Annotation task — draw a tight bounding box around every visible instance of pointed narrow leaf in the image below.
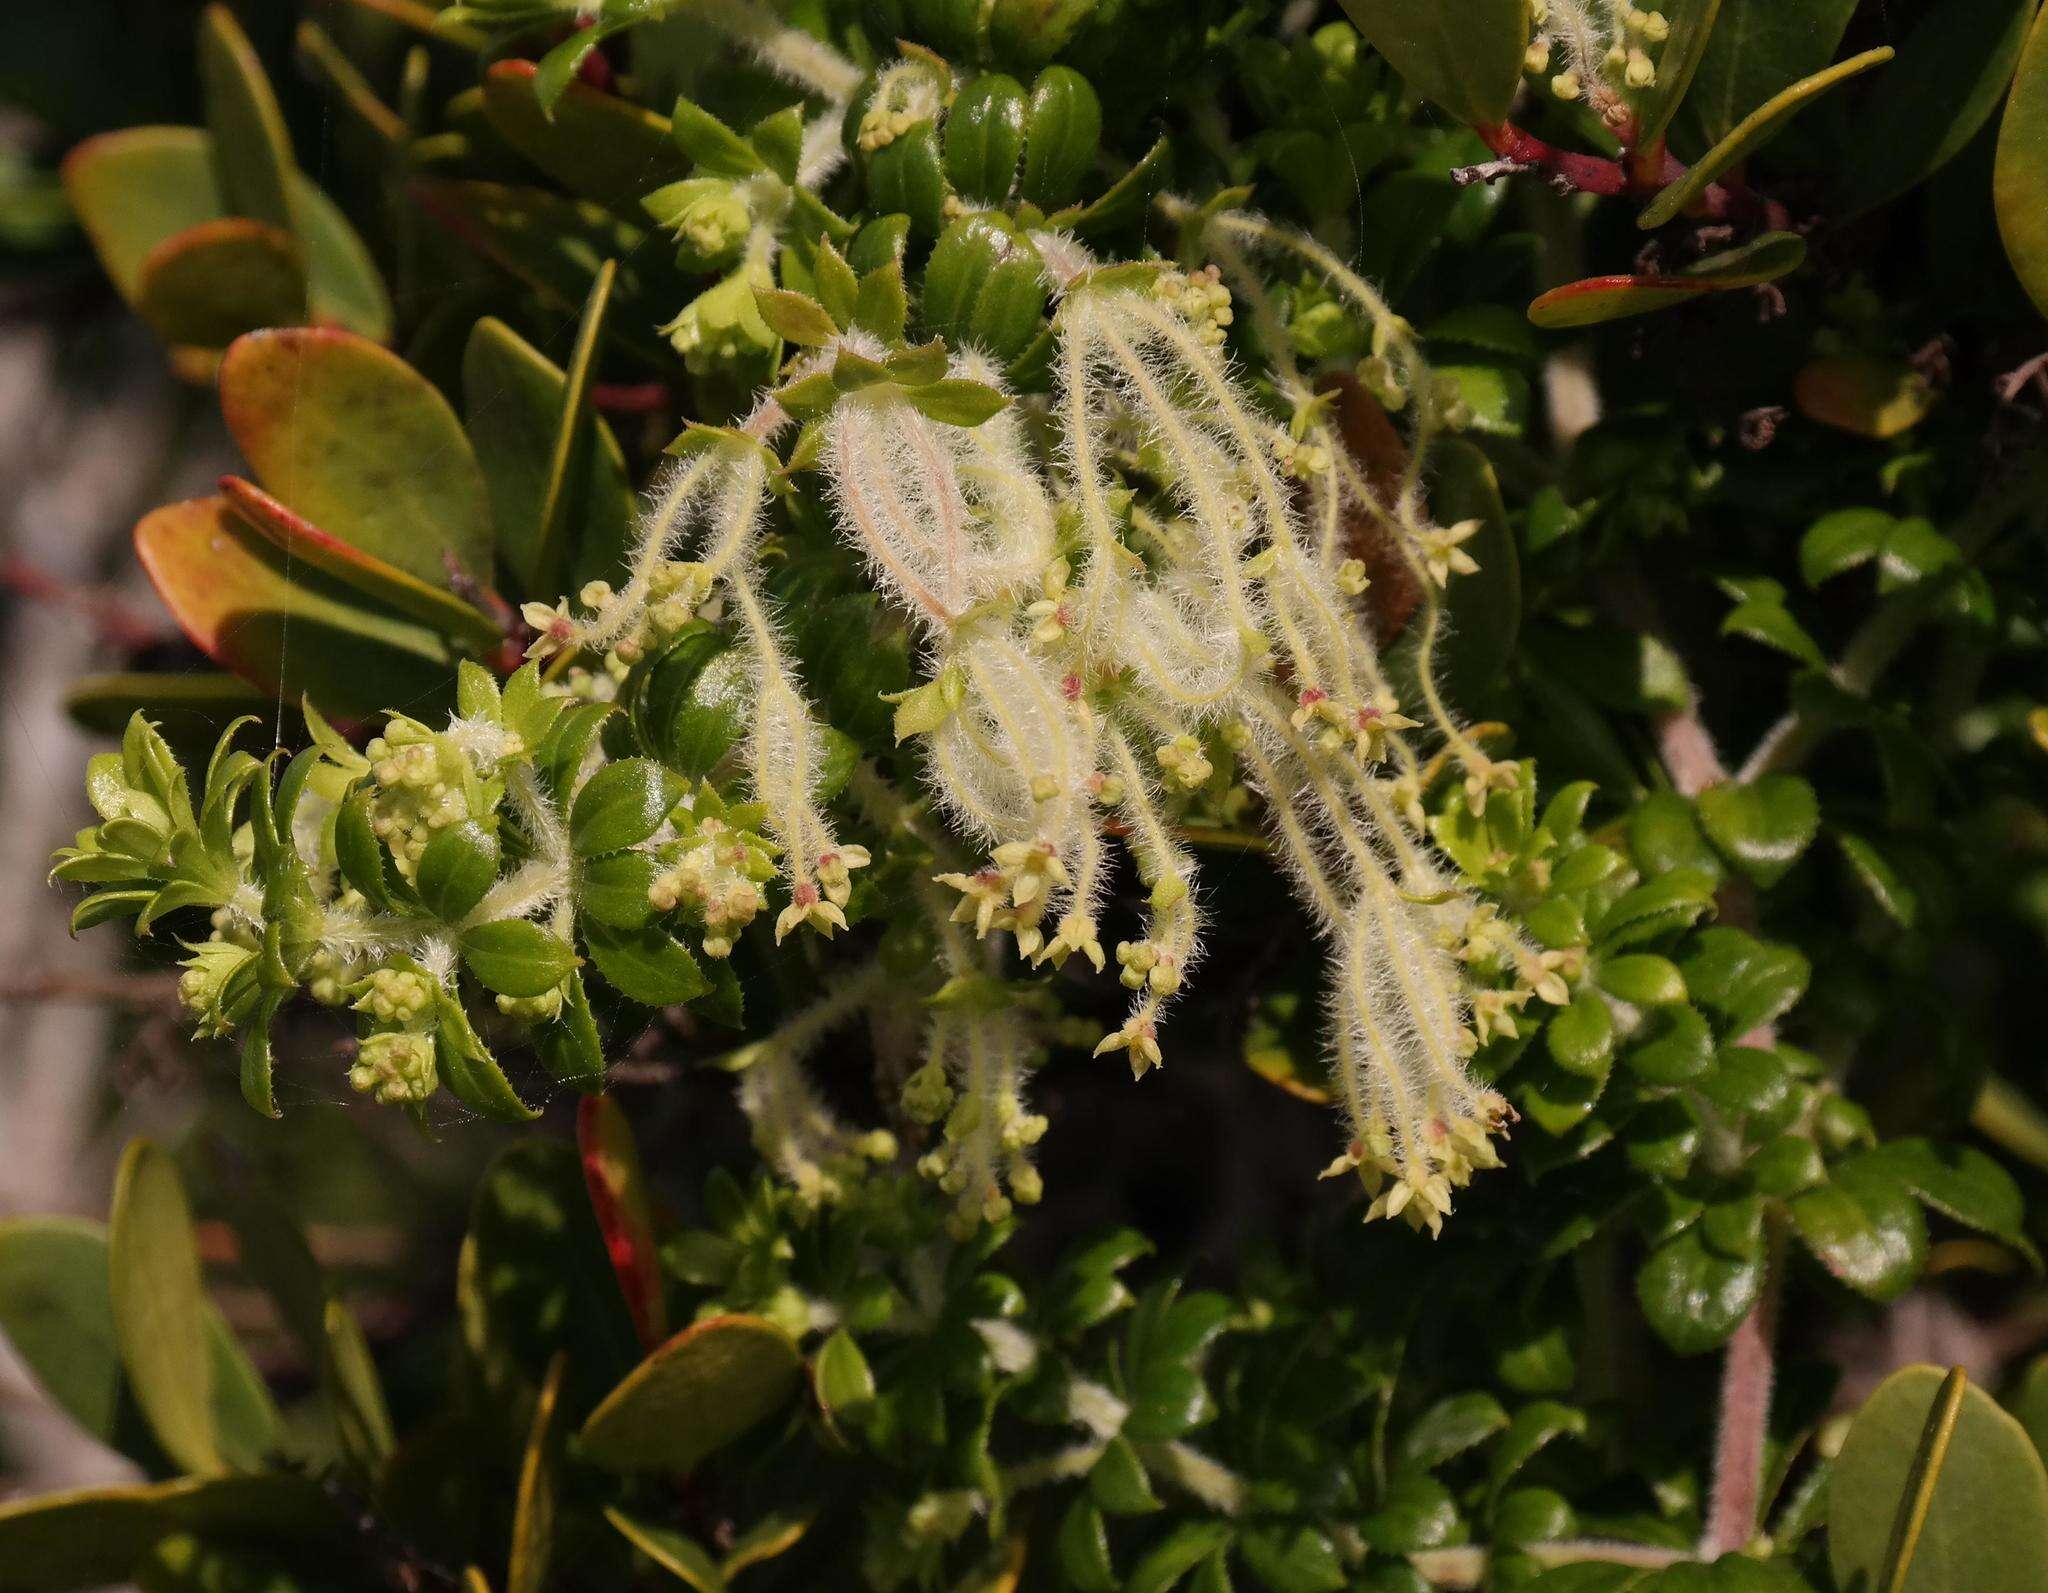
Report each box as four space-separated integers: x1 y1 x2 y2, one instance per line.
197 4 298 232
1639 48 1893 228
463 317 635 599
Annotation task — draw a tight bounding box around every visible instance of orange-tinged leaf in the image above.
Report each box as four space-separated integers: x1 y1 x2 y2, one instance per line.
578 1096 668 1350
219 328 496 590
1794 354 1936 439
135 496 454 719
219 475 504 651
1316 371 1426 641
135 219 305 364
59 126 390 343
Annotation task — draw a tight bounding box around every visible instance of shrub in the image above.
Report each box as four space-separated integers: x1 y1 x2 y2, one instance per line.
7 1 2048 1589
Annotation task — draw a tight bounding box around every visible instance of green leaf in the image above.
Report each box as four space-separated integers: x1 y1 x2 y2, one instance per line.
1697 775 1818 887
1126 1521 1235 1593
197 3 298 234
1057 1497 1119 1592
1637 1225 1764 1354
1597 954 1688 1007
605 1507 727 1592
1678 0 1860 153
111 1140 277 1474
1237 1525 1346 1593
1800 506 1893 587
218 328 495 591
1997 3 2048 322
945 73 1027 201
1596 867 1719 950
814 1328 877 1422
1547 990 1615 1077
416 821 500 922
461 920 578 997
1790 1157 1928 1301
1840 0 2037 216
1398 1391 1510 1469
1870 1137 2039 1267
435 990 540 1123
754 286 840 346
1635 0 1728 151
1087 1435 1161 1514
0 1218 123 1444
583 919 711 1006
571 759 686 857
1681 928 1809 1036
61 126 387 343
902 378 1011 426
1122 1359 1215 1442
1058 135 1175 239
1335 0 1532 125
1020 65 1103 208
481 60 689 217
1832 1365 2048 1593
920 214 1050 365
577 849 662 930
669 96 765 178
634 627 747 777
580 1314 802 1474
1720 597 1827 669
1488 1400 1588 1496
135 495 454 720
1638 48 1893 228
865 120 948 238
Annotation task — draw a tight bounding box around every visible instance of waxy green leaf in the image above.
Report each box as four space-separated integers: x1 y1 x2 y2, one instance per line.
1336 0 1531 126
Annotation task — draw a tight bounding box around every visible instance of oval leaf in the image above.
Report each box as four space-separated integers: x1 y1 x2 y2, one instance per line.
219 328 495 590
1995 1 2048 322
579 1314 803 1475
1831 1364 2048 1593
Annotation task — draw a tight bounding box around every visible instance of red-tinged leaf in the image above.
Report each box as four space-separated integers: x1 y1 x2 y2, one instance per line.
218 328 495 590
134 496 454 719
218 475 504 652
134 219 305 364
60 126 390 343
480 60 690 218
1793 354 1937 439
578 1096 668 1349
1527 275 1712 329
